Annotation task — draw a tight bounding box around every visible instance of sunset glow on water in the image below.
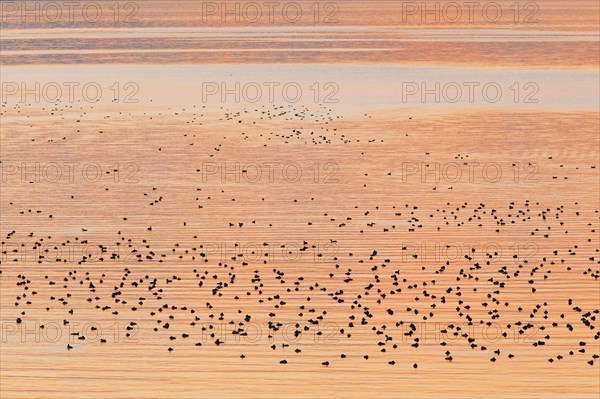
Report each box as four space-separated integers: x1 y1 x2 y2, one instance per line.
1 1 599 398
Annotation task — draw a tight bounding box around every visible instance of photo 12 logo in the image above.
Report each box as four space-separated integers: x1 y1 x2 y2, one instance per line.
199 162 339 184
399 2 540 24
400 162 539 184
1 321 139 344
199 241 339 264
200 2 339 24
397 321 540 344
1 162 140 184
399 241 539 263
200 321 339 345
401 82 540 104
1 241 141 265
1 2 140 24
201 82 339 104
1 82 140 104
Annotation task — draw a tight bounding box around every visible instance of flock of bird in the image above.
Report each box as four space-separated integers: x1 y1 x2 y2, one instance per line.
1 99 599 370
